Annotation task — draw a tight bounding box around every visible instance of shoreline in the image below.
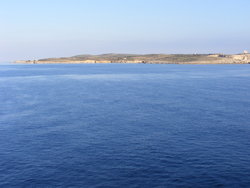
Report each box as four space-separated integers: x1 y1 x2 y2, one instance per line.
15 53 250 65
13 61 250 65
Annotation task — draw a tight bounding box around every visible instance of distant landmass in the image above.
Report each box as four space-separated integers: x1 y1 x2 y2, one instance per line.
15 52 250 64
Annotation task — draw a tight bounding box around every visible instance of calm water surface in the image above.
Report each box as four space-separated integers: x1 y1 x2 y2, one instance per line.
0 64 250 187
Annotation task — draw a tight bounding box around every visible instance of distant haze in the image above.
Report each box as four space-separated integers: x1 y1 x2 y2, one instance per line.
1 0 250 62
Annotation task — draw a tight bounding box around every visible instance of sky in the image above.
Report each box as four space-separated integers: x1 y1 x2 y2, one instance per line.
1 0 250 62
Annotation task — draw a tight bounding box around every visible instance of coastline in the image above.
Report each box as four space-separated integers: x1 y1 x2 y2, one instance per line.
15 53 250 65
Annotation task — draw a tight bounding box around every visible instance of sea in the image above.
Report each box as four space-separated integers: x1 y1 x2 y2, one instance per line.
0 63 250 187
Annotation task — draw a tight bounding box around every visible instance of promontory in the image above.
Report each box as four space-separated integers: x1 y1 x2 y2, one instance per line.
15 53 250 64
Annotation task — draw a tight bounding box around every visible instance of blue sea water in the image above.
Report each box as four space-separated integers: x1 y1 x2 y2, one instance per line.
0 64 250 187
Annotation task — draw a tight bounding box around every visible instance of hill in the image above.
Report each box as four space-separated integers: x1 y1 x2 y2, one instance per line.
15 53 250 64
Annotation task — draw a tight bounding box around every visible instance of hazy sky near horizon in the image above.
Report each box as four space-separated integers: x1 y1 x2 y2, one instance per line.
1 0 250 61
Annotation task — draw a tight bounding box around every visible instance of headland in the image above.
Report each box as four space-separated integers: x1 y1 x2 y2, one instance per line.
15 53 250 64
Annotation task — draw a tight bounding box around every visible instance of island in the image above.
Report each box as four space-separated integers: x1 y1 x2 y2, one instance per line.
15 52 250 64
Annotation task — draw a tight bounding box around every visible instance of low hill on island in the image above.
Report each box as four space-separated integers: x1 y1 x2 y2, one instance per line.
15 53 250 64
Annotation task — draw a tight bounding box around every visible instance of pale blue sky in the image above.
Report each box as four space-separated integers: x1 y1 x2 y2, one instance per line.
1 0 250 61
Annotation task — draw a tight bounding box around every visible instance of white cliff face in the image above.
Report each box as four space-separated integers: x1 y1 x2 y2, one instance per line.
229 53 249 63
231 55 246 61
